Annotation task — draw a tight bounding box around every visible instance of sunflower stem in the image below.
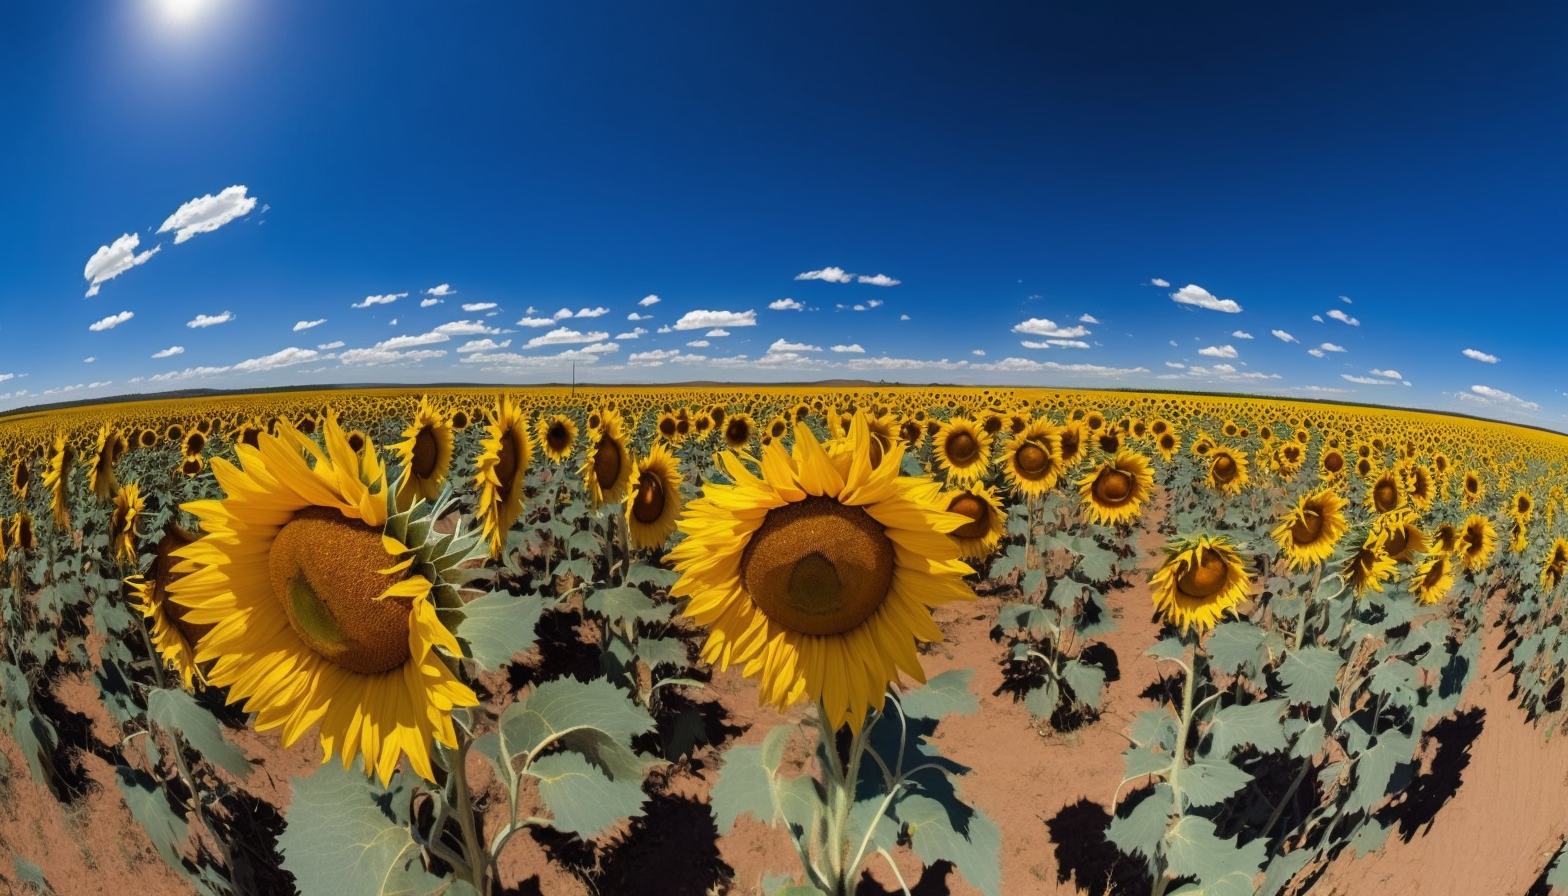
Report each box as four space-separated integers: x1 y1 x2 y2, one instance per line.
448 729 487 893
1151 635 1200 896
1293 565 1322 650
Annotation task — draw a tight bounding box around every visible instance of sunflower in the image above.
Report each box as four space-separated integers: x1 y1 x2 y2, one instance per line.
127 524 206 688
1510 490 1534 522
1155 430 1180 462
1205 447 1249 497
1271 488 1349 571
668 412 975 733
449 408 471 431
1371 511 1427 564
655 411 682 444
943 484 1006 561
232 419 266 450
393 397 455 509
933 417 992 484
345 429 370 455
723 413 757 452
184 430 207 459
109 482 146 568
1077 450 1155 527
181 455 204 477
582 407 635 509
10 511 34 553
474 395 533 558
626 441 682 551
91 424 123 503
1457 514 1496 572
1056 421 1087 467
1541 537 1568 591
42 435 74 530
167 417 484 784
536 413 578 463
1431 521 1460 555
1343 536 1398 597
1003 423 1064 498
1411 553 1456 605
1508 517 1528 555
11 455 28 500
1148 534 1252 634
1319 447 1347 482
1365 469 1406 516
1272 441 1306 479
1461 471 1483 507
1402 464 1435 511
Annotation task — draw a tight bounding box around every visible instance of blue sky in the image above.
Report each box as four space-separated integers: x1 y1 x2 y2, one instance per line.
2 1 1564 426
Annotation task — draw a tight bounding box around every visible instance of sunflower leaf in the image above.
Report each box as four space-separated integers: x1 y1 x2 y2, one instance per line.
633 636 688 671
277 760 443 896
584 585 665 630
1163 814 1265 886
1180 760 1252 808
453 589 546 672
900 669 977 720
146 687 253 780
1024 678 1061 720
1204 622 1267 677
1062 658 1107 711
1544 841 1568 891
500 676 657 764
1107 784 1174 861
710 724 799 835
530 750 651 840
115 764 189 875
1203 699 1288 757
626 561 680 590
895 792 1003 896
1278 647 1343 705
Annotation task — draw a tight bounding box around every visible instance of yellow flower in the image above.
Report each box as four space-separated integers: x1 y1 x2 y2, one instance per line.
942 484 1007 561
1003 422 1064 498
1365 469 1405 516
1205 447 1249 497
127 524 207 689
1148 535 1252 634
392 396 455 509
535 413 578 463
626 441 683 551
474 395 533 558
1077 450 1155 527
1343 536 1398 597
581 407 634 509
41 435 74 530
1411 553 1455 605
109 483 146 568
933 417 992 484
1457 514 1496 572
1271 488 1349 571
1371 511 1427 564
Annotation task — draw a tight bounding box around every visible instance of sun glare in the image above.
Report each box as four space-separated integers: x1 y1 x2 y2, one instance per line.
155 0 210 27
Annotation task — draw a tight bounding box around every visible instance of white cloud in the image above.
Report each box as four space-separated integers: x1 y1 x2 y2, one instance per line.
83 233 161 296
433 320 499 336
1170 284 1241 313
517 316 559 327
1343 374 1395 385
1210 363 1237 374
1312 314 1324 322
899 314 910 321
1232 330 1253 339
1319 342 1347 353
1466 384 1538 410
421 298 442 307
1370 368 1402 379
657 325 672 333
867 299 883 308
706 328 730 337
1327 309 1359 326
1308 348 1325 358
674 309 757 330
1022 338 1091 349
233 346 319 373
1271 329 1297 343
832 344 866 353
187 311 234 328
1079 314 1101 324
627 312 652 321
770 339 822 353
151 345 184 358
337 347 446 367
1340 295 1352 304
293 318 326 332
573 307 609 318
769 298 803 311
970 358 1150 376
686 339 710 348
1198 344 1238 359
353 292 405 309
157 185 257 244
852 304 866 311
795 266 853 283
89 310 134 331
614 328 648 339
317 341 345 350
376 332 449 350
526 327 609 348
857 273 900 287
425 283 456 297
1287 385 1353 395
1012 318 1092 338
638 294 661 306
1165 362 1185 369
81 358 94 364
1462 348 1498 364
457 338 512 353
462 302 497 312
1150 278 1170 287
971 349 986 356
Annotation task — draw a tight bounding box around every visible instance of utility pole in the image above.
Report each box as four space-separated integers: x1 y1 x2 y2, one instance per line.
571 361 576 397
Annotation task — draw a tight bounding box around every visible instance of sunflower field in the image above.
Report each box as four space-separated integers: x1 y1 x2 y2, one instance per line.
2 385 1567 896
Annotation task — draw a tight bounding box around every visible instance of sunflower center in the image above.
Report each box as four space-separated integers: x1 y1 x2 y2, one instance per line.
1422 558 1448 590
496 430 521 490
1094 468 1134 505
1291 510 1324 546
868 435 885 469
1177 549 1230 599
593 435 622 488
268 507 413 675
1212 455 1237 484
1015 443 1050 478
741 496 895 636
411 426 439 479
945 432 980 466
1325 452 1344 473
632 471 665 524
947 493 991 539
1373 481 1399 512
1383 527 1410 557
548 421 570 453
726 419 750 446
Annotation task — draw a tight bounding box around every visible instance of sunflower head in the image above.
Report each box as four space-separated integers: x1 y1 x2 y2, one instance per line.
184 430 207 457
1077 450 1155 527
536 413 578 463
1206 447 1249 497
128 523 209 688
1511 490 1534 521
626 441 683 551
1365 469 1406 516
933 417 992 484
1057 421 1086 466
1155 431 1180 462
1462 471 1483 506
12 455 29 500
110 482 146 567
1371 511 1426 564
393 397 456 509
181 455 204 477
1412 553 1456 605
475 395 534 558
92 424 122 504
1319 448 1347 481
1271 488 1349 571
581 407 634 509
1457 513 1496 572
723 413 756 452
1542 537 1568 591
1148 534 1252 634
944 484 1006 561
1343 535 1398 597
1003 423 1064 498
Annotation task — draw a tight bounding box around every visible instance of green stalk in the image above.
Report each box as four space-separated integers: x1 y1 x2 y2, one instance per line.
1151 638 1199 896
448 729 486 893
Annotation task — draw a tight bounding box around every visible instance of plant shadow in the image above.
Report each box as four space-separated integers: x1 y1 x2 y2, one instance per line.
1046 797 1150 896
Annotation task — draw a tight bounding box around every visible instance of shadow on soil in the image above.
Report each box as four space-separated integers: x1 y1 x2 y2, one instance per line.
1047 797 1151 896
527 791 733 896
1377 707 1486 842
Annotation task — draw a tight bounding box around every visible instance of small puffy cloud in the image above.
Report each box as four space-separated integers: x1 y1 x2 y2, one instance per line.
657 325 672 333
1319 342 1347 353
425 284 456 297
1198 344 1239 359
627 312 652 321
157 185 257 244
233 346 318 373
1272 329 1297 343
1012 318 1091 338
770 339 822 353
769 298 803 311
1232 330 1253 339
900 314 910 321
1340 295 1352 304
336 347 445 367
971 349 985 356
462 302 497 312
82 358 94 363
1308 348 1325 358
638 294 661 306
674 309 756 330
1343 374 1395 385
517 316 559 327
1165 361 1185 369
832 344 866 353
293 318 326 332
317 341 345 350
853 304 867 311
1170 284 1241 313
1463 348 1498 364
188 311 234 328
353 292 405 308
686 340 710 348
1327 309 1359 326
525 327 609 348
432 320 500 336
1370 368 1402 379
867 299 883 308
857 273 900 287
573 307 609 318
615 328 648 339
376 332 449 350
152 345 184 358
706 328 730 337
795 266 853 283
83 233 161 296
457 338 511 353
1311 314 1324 322
1080 314 1101 324
89 310 134 331
1150 278 1170 287
421 298 442 307
1466 384 1538 410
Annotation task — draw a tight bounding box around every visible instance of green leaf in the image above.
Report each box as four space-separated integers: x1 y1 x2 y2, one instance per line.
710 724 796 835
1147 637 1187 663
1163 815 1264 886
567 528 603 557
1368 659 1420 709
625 561 680 590
146 687 252 780
1278 647 1343 705
847 794 900 858
12 708 60 796
1023 678 1060 721
1544 840 1568 891
1062 659 1107 711
11 857 48 894
500 677 657 763
454 589 546 671
1289 720 1326 760
115 765 189 874
1204 699 1288 756
633 636 688 671
1180 760 1252 808
530 750 651 839
276 761 443 896
1204 622 1266 676
1258 849 1313 896
1345 736 1404 814
900 669 977 720
1121 745 1173 780
1107 784 1174 861
1129 709 1177 751
897 793 1003 896
1350 817 1391 857
584 585 665 630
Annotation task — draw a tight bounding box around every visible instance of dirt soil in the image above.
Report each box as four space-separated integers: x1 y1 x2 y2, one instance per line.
4 552 1568 896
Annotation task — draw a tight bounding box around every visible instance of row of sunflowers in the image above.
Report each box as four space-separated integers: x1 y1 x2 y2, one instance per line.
1 385 1566 896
